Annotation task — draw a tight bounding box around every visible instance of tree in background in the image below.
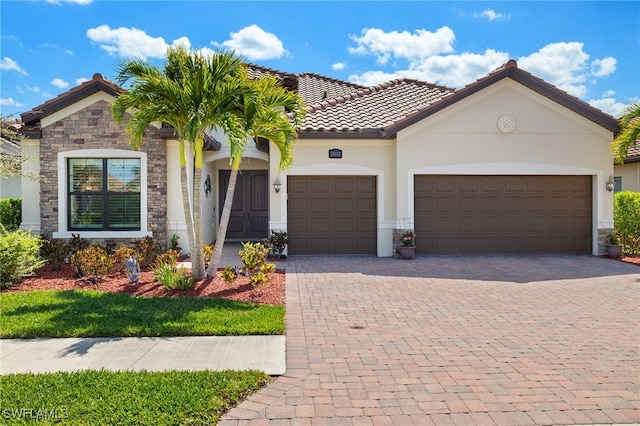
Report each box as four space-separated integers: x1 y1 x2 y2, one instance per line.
611 103 640 164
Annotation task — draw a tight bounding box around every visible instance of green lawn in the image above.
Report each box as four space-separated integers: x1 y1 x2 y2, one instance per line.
0 369 270 425
0 290 285 338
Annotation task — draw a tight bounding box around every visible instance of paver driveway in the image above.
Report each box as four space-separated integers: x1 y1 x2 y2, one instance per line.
221 255 640 425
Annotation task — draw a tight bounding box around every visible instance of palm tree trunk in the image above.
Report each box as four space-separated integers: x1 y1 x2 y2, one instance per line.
191 168 205 279
206 156 241 278
179 161 197 271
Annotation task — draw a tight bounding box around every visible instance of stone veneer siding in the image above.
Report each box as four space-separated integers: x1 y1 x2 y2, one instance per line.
39 100 168 247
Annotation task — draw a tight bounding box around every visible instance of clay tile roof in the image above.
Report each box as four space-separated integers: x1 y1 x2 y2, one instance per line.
299 78 454 137
296 73 367 105
21 73 122 125
625 140 640 163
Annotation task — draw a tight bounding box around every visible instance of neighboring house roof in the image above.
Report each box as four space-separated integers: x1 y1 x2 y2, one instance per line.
0 137 20 156
624 140 640 163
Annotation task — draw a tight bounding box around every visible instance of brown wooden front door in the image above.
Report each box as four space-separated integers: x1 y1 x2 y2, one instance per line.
219 170 269 240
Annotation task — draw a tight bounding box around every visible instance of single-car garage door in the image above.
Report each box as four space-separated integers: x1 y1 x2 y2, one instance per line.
415 175 592 254
288 176 376 254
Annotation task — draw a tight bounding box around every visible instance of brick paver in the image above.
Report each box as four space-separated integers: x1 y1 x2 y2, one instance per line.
220 255 640 425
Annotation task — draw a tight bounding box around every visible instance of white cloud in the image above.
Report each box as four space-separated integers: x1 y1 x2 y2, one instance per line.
46 0 92 5
0 97 25 107
213 25 287 61
349 27 455 65
588 97 628 118
474 9 511 21
51 78 70 89
518 42 591 98
64 49 75 55
603 89 616 97
591 57 616 77
86 25 171 59
0 57 27 76
75 77 89 85
332 62 346 71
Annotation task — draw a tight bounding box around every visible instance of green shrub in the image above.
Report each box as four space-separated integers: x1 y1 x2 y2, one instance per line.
265 230 288 256
152 249 181 269
238 242 275 292
152 263 195 291
71 245 115 283
0 198 21 231
139 236 162 267
203 243 214 265
614 191 640 255
0 225 46 288
222 265 237 285
68 233 89 254
112 246 140 273
40 237 70 270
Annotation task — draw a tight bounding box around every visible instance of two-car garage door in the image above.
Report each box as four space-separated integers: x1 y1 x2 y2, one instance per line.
414 175 592 254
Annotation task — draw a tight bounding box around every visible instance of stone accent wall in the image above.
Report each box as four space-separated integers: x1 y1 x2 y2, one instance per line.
39 100 168 246
598 228 615 256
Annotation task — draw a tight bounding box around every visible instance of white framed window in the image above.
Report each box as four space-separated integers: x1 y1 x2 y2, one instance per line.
54 149 150 239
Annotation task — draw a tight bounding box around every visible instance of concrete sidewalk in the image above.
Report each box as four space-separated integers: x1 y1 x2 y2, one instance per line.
0 335 285 375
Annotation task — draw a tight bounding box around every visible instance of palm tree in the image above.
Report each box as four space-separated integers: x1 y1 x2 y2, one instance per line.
112 46 248 279
611 102 640 164
205 75 305 278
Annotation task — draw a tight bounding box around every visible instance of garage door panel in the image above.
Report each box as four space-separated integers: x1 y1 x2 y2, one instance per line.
415 175 591 254
288 176 376 254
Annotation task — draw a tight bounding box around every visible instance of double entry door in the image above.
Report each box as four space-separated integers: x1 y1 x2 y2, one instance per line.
218 170 269 240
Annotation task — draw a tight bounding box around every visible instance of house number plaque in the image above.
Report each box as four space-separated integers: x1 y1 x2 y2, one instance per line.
329 148 343 159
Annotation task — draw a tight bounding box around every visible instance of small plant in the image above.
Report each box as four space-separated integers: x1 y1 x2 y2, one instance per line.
400 230 416 247
40 237 70 270
169 234 180 251
138 236 162 267
203 244 214 266
70 245 115 284
222 265 237 285
112 246 139 273
238 242 276 294
152 263 195 291
152 249 181 269
68 233 89 254
266 230 288 257
606 232 620 245
0 225 46 288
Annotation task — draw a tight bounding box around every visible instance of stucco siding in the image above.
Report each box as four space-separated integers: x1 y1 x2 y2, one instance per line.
614 162 640 192
396 79 614 255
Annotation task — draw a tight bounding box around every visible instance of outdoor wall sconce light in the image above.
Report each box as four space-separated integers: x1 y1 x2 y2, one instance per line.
204 174 211 197
273 177 281 193
606 175 615 192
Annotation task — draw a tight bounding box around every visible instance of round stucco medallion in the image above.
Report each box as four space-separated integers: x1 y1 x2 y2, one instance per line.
497 114 516 133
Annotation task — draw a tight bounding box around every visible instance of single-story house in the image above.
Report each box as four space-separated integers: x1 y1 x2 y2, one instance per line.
19 59 620 256
613 140 639 192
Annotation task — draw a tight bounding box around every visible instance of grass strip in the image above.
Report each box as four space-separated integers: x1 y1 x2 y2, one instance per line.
0 290 285 338
0 369 270 425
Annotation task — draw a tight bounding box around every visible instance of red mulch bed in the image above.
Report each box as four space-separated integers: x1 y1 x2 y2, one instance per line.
4 263 285 306
618 255 640 266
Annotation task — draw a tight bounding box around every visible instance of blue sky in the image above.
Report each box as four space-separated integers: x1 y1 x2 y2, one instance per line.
1 1 638 118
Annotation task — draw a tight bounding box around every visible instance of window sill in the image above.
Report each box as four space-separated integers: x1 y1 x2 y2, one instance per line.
53 231 152 239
